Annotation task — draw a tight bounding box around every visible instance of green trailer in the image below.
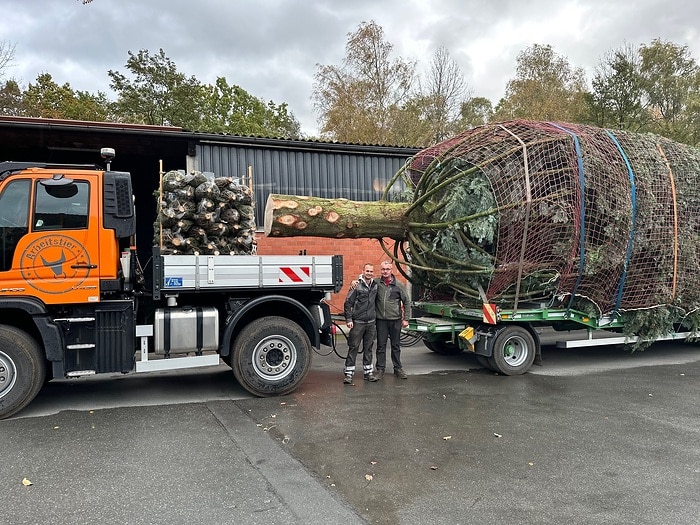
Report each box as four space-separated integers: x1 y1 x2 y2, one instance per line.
408 301 695 375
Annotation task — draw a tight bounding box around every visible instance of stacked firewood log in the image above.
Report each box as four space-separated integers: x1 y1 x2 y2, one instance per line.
154 170 256 255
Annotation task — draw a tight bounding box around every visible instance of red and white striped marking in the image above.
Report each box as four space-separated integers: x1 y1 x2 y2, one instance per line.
482 303 497 325
278 266 311 284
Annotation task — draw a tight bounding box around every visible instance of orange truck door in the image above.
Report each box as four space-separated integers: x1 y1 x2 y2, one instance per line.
0 171 103 304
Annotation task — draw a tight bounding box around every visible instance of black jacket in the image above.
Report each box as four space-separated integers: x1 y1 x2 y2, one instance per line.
344 277 378 323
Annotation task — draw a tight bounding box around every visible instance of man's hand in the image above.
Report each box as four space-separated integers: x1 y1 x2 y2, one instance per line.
402 320 409 328
347 321 354 329
349 279 359 291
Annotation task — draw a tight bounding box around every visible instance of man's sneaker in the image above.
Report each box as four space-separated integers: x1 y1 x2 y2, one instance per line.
364 373 378 382
394 368 408 379
374 369 385 381
343 374 353 384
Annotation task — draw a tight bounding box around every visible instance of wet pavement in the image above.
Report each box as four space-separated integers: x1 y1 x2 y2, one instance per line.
2 338 699 524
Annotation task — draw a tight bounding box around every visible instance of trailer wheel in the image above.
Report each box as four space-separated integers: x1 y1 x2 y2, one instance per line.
424 339 463 356
476 355 493 370
487 326 536 375
0 325 46 419
231 316 312 396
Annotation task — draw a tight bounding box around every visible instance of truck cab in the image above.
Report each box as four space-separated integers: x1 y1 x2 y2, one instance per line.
0 161 132 304
0 154 341 419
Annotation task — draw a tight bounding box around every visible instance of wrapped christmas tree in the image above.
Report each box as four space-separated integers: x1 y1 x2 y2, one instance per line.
265 120 700 339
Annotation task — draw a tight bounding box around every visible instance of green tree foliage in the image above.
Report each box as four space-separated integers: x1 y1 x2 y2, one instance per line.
639 39 700 143
590 43 647 130
457 96 494 129
589 39 700 145
200 77 300 138
494 44 588 122
0 79 24 116
313 20 416 144
23 73 109 121
108 49 203 128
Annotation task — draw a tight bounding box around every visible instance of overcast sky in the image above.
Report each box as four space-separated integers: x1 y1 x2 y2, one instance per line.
2 0 699 135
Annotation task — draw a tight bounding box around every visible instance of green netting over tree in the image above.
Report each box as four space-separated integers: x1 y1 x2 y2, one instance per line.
395 120 700 323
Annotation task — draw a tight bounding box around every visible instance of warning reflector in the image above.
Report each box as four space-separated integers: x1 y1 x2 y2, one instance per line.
482 303 497 325
278 266 311 284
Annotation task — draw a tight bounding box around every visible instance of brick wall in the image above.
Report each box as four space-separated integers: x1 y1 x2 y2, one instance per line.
256 234 404 316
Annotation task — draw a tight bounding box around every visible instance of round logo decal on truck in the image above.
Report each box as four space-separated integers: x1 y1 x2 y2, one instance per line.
20 234 91 294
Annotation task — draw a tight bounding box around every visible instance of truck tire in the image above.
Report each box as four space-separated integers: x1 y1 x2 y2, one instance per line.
487 325 536 375
0 325 46 419
424 339 463 356
231 316 312 396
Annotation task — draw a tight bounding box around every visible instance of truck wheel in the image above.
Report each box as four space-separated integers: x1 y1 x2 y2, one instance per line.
0 325 46 419
487 326 536 375
231 316 312 396
424 339 463 356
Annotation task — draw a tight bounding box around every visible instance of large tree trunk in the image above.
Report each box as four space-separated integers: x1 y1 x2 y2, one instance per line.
264 194 409 240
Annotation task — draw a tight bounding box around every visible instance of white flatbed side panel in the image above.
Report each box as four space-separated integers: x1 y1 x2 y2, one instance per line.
557 331 693 348
135 354 221 372
161 254 335 291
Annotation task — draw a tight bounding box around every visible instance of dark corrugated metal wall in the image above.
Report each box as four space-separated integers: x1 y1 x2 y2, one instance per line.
196 143 409 226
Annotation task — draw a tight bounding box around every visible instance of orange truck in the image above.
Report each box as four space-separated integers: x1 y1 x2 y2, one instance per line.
0 148 342 418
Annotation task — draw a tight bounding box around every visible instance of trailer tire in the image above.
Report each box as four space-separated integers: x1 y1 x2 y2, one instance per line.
424 339 463 356
476 355 493 370
0 325 46 419
487 326 536 375
231 316 312 396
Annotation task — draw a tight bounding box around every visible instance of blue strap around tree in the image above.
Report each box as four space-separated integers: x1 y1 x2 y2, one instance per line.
605 130 637 315
548 123 586 310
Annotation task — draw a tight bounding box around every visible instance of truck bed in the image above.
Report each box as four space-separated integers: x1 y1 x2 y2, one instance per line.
153 253 342 297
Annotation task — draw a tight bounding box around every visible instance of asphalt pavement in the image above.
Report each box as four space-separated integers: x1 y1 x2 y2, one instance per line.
2 335 699 525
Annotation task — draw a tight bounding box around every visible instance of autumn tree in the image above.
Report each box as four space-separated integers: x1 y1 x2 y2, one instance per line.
313 20 416 144
200 77 300 138
419 46 469 143
0 40 15 81
108 49 203 128
494 44 588 122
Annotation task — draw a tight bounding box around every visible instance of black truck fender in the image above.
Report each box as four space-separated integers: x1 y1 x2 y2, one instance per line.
220 294 322 357
0 296 63 361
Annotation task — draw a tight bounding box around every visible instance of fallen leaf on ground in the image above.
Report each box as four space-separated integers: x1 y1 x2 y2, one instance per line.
443 435 452 441
494 433 502 438
370 460 377 465
21 478 33 486
430 465 439 470
365 474 373 481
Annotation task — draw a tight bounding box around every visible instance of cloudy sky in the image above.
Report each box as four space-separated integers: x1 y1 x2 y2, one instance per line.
1 0 699 135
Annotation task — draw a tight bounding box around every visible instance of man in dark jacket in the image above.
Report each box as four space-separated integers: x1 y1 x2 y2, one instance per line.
343 263 379 384
375 260 411 380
